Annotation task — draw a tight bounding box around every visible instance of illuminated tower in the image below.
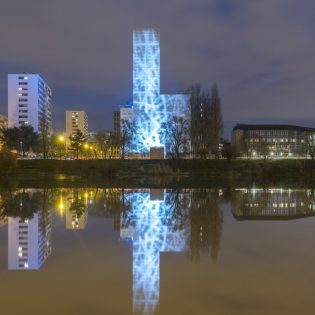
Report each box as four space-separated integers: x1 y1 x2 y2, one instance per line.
132 29 189 154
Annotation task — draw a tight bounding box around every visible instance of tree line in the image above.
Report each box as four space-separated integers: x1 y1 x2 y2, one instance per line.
0 82 225 159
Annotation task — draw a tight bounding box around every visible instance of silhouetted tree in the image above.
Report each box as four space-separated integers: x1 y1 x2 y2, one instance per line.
120 119 135 159
69 130 86 159
209 83 224 157
160 116 189 159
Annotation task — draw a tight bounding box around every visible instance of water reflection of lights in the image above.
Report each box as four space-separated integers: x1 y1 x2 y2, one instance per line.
120 190 189 314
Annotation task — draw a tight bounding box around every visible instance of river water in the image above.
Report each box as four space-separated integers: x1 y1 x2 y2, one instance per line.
0 187 315 315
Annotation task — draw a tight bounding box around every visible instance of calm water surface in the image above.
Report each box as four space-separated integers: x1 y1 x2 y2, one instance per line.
0 187 315 315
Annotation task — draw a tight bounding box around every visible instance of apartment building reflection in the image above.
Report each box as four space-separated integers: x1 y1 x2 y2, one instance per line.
65 190 90 230
120 189 189 315
8 208 52 270
232 188 315 220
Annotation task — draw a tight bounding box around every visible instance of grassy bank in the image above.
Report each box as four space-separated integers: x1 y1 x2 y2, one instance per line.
0 158 315 187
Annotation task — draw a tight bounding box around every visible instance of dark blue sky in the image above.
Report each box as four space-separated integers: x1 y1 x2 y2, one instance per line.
0 0 315 137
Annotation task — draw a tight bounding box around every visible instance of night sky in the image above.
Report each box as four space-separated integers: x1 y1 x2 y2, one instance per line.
0 0 315 138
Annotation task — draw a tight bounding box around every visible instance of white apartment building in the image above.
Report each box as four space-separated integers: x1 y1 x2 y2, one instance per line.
65 110 88 142
8 74 52 134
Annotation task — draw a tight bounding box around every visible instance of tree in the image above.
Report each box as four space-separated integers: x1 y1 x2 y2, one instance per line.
38 118 51 159
188 189 223 262
120 119 135 159
69 190 87 219
69 130 86 159
50 134 66 159
93 131 111 159
0 125 38 156
189 83 224 158
209 83 224 157
308 134 315 160
190 84 211 157
160 116 189 159
0 127 20 151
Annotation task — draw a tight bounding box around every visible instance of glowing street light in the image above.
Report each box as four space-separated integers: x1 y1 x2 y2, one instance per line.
59 135 65 142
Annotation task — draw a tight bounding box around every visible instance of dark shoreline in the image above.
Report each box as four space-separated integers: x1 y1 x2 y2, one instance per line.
1 159 315 188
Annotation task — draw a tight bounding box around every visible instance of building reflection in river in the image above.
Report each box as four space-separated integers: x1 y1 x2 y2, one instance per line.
7 190 52 270
232 188 315 220
120 189 190 315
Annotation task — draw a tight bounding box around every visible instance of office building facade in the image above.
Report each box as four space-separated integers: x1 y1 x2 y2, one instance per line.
232 124 315 158
8 74 52 134
65 110 88 141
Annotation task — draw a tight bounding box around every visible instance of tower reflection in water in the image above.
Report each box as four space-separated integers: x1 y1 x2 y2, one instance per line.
120 189 190 315
7 190 52 270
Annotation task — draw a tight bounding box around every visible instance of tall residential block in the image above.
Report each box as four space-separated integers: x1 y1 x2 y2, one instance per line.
8 74 52 134
65 110 88 141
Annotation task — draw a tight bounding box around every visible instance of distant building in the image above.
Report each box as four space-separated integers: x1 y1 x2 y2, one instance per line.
65 110 88 142
232 124 315 158
8 74 52 135
8 208 52 270
0 114 8 129
120 103 134 123
66 207 88 230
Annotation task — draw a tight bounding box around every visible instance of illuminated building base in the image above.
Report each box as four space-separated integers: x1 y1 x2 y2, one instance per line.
150 147 164 159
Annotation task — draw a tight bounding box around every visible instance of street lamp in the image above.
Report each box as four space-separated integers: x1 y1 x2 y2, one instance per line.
57 135 65 159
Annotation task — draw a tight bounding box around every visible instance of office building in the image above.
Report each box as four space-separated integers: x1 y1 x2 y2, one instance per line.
65 110 88 141
8 208 52 270
8 74 52 134
232 124 315 158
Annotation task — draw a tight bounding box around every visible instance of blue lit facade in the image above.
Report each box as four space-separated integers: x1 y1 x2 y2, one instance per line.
132 29 189 153
120 189 189 314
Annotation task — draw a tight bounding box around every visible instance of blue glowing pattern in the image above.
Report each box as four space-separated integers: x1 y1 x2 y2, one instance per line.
132 29 189 153
120 189 189 314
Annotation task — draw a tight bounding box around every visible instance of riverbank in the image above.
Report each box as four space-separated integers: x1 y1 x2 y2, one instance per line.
1 158 315 187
